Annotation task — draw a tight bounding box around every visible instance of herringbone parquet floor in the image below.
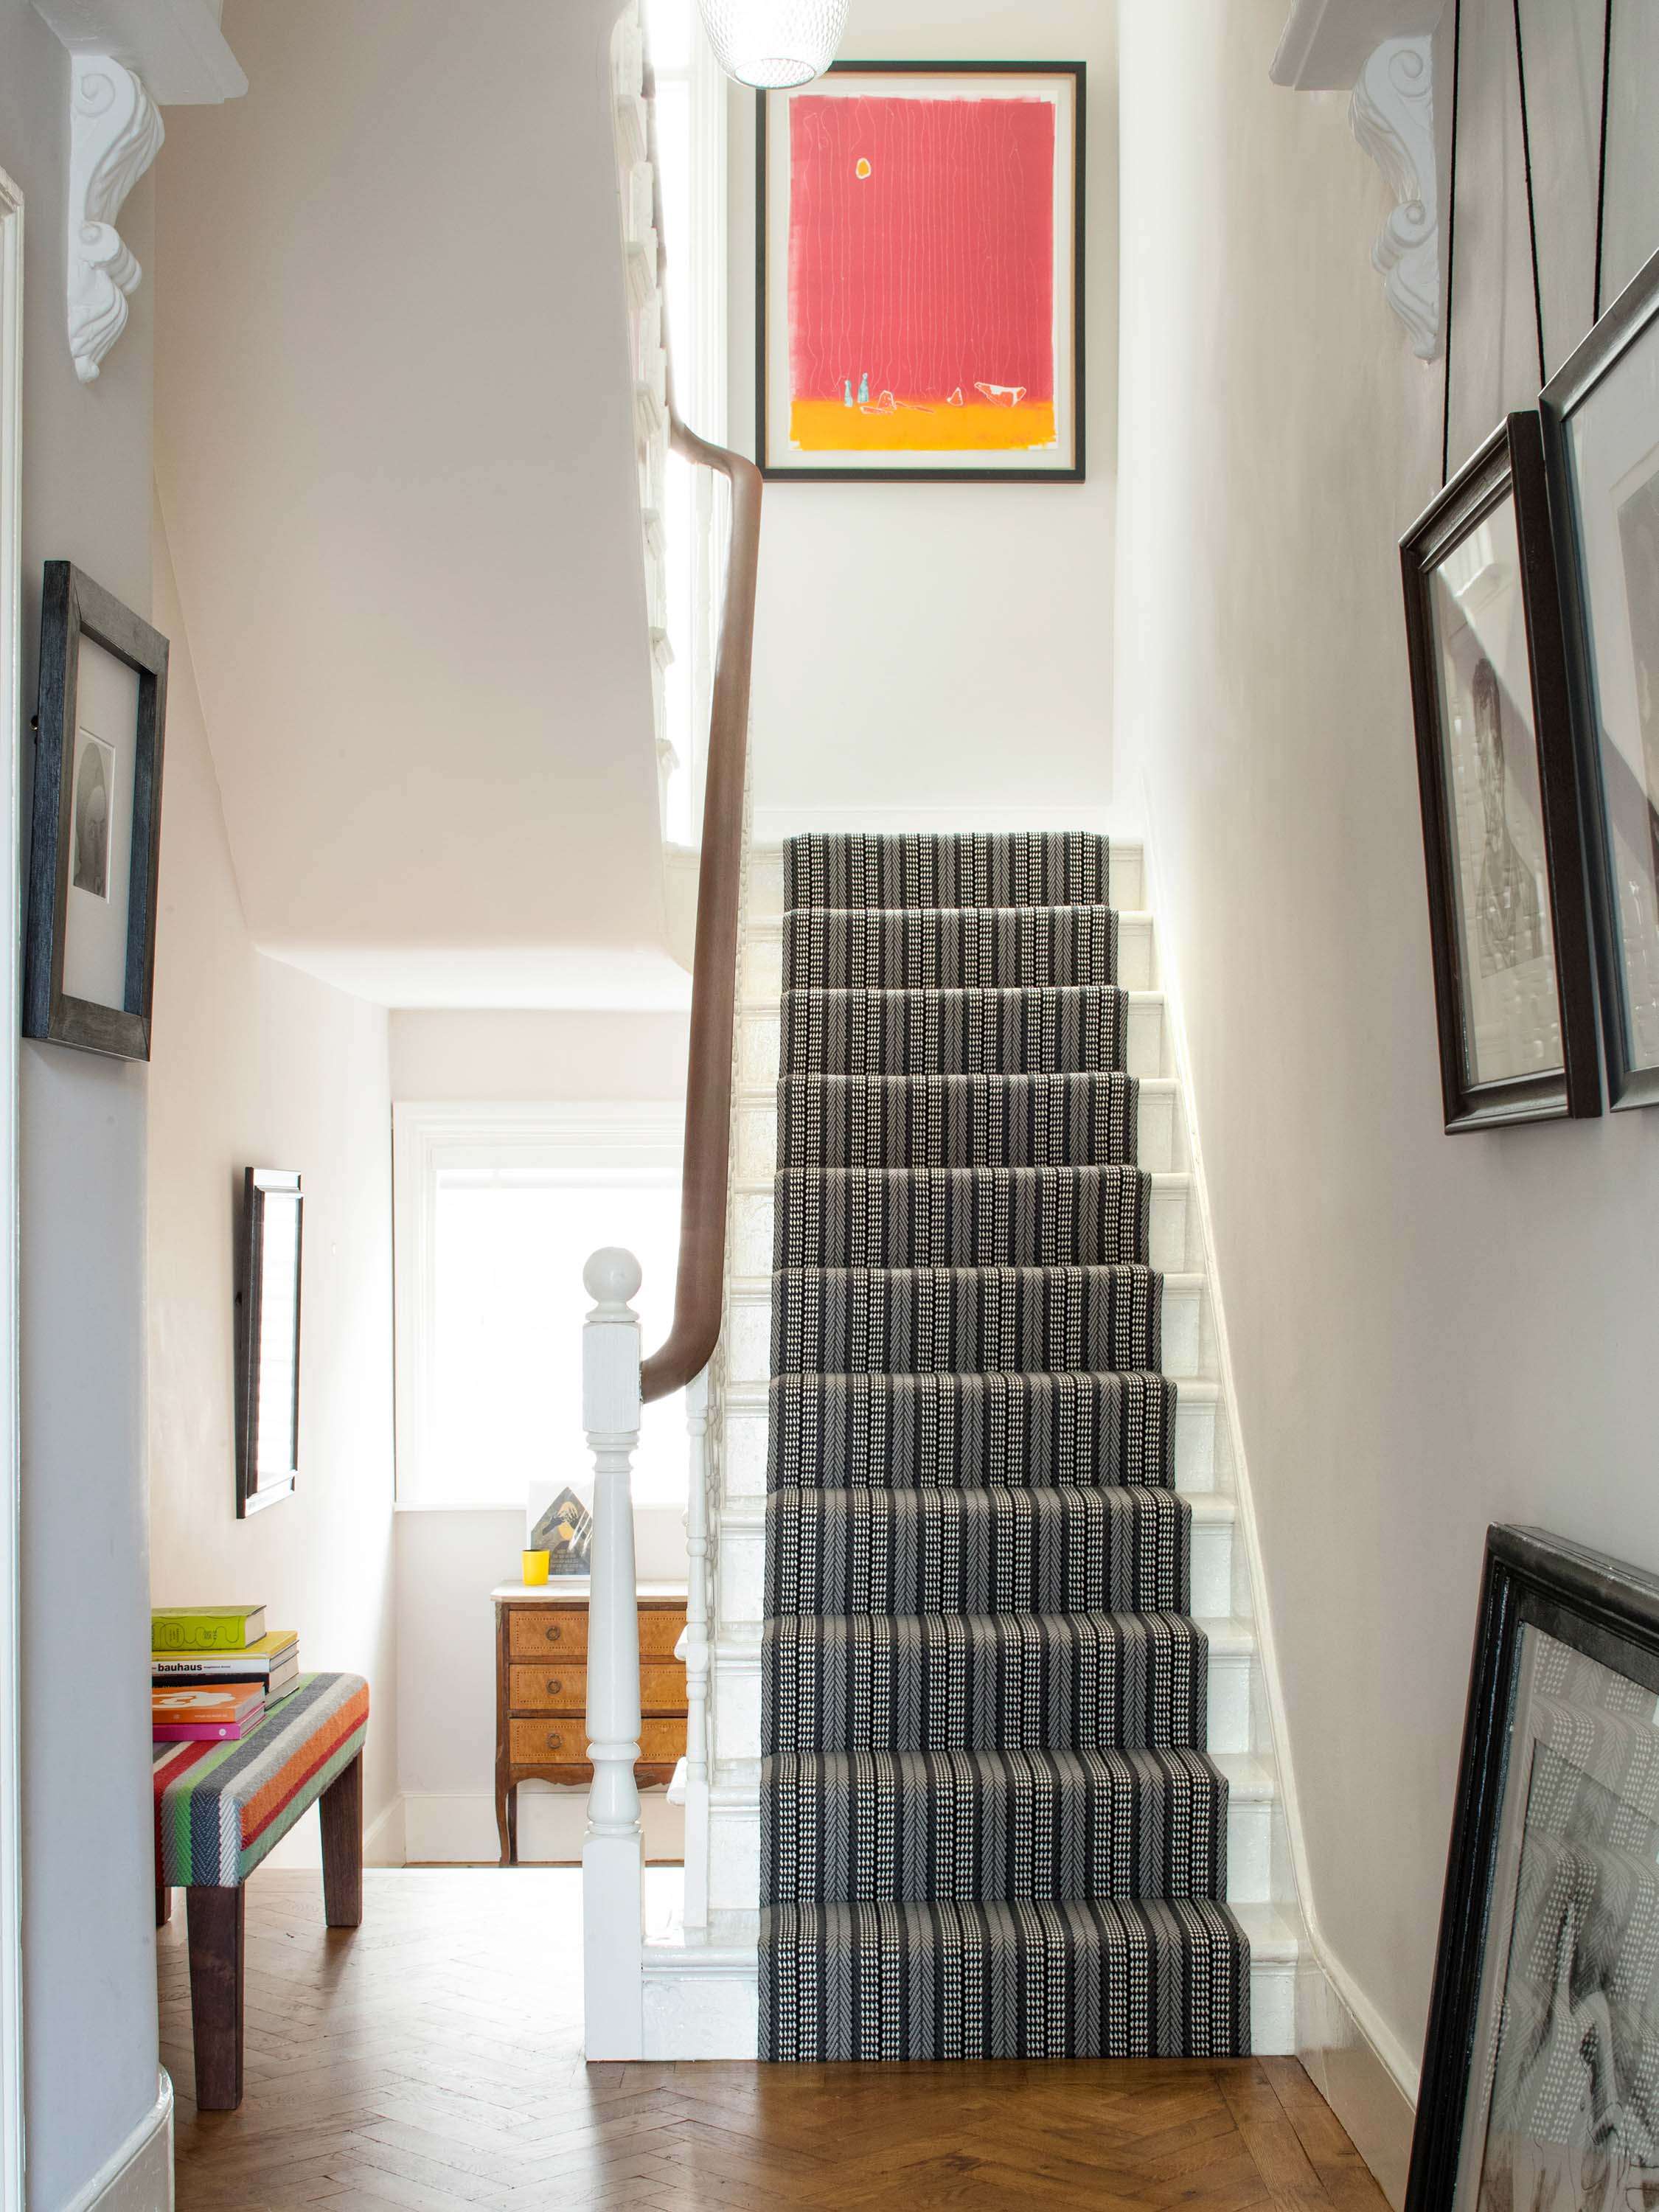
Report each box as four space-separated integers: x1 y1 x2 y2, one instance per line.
159 1869 1394 2212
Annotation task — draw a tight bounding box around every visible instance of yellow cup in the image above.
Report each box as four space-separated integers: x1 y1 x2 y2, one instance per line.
521 1548 550 1587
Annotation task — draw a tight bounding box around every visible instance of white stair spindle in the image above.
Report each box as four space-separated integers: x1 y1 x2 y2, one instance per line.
582 1246 645 2061
681 1366 712 1930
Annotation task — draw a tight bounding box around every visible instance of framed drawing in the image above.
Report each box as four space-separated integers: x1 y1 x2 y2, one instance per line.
1541 243 1659 1109
1408 1526 1659 2212
24 560 168 1061
526 1481 594 1576
1400 414 1600 1130
234 1169 303 1517
757 61 1085 482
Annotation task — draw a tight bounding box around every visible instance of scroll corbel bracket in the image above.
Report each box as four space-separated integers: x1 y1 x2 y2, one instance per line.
67 55 164 384
1349 35 1440 362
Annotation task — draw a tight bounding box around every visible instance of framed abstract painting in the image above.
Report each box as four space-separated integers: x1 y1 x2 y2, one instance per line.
757 61 1085 482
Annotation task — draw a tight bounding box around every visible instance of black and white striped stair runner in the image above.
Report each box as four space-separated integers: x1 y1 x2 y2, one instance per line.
759 831 1251 2062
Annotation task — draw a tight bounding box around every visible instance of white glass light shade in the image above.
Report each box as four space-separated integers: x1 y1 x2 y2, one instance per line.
695 0 848 88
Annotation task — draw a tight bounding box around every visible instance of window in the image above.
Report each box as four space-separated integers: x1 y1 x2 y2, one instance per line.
393 1104 686 1509
642 0 727 845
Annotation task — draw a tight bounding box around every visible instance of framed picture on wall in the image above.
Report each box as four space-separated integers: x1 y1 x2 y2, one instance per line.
1541 242 1659 1109
1399 413 1600 1130
235 1169 303 1517
24 560 168 1062
1407 1526 1659 2212
756 61 1085 482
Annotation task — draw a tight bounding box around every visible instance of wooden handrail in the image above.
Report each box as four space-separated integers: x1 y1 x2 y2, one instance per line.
638 83 762 1405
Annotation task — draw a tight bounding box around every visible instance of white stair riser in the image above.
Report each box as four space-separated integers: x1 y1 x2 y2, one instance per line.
712 1642 1253 1772
706 1781 1273 1918
641 1952 1293 2062
738 996 1168 1082
723 1279 1211 1388
730 1178 1192 1277
734 1083 1180 1183
742 916 1155 1006
742 846 1147 925
714 1508 1234 1631
720 1388 1221 1502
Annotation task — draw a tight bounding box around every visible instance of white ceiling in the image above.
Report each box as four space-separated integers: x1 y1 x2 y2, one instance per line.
153 0 685 1009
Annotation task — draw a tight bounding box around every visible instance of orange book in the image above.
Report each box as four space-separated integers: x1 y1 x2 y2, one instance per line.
153 1683 265 1728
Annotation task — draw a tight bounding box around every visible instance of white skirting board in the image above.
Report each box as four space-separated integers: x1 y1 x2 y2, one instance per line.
60 2069 173 2212
1297 1954 1417 2212
402 1789 685 1866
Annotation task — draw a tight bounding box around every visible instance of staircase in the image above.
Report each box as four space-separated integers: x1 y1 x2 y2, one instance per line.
641 828 1310 2060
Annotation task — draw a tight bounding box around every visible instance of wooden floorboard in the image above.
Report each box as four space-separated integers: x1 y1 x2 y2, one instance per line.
159 1871 1395 2212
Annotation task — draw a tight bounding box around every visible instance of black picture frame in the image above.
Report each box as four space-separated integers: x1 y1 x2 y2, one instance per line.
24 560 168 1062
1540 242 1659 1110
1408 1524 1659 2212
1399 413 1601 1130
234 1169 304 1518
756 60 1086 484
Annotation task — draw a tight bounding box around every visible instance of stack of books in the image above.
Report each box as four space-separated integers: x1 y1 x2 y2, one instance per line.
151 1605 299 1742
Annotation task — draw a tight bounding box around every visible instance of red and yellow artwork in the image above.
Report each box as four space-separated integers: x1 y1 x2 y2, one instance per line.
760 68 1082 479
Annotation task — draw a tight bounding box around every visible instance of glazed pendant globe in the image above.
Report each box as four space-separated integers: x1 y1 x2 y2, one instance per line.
695 0 848 87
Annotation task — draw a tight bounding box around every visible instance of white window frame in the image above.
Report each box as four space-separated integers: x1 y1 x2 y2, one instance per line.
391 1101 684 1512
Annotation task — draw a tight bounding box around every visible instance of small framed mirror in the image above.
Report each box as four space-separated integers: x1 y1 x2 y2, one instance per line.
235 1168 303 1516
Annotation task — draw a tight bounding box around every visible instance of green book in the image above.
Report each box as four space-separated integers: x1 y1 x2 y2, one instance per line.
150 1604 267 1652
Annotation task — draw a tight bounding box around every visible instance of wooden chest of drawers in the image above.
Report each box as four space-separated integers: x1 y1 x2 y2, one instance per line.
491 1580 688 1866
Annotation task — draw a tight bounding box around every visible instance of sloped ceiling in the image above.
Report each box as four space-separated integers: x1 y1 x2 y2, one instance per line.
153 0 682 1008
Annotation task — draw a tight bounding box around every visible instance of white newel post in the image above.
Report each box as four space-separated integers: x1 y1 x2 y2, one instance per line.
582 1247 644 2060
681 1366 712 1930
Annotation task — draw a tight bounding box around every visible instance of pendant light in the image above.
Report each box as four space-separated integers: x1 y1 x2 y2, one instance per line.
695 0 849 88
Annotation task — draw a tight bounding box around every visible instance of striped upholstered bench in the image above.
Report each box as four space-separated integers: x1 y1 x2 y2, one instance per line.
153 1672 369 2109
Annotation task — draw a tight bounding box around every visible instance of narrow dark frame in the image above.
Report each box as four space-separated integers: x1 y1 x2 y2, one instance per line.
24 560 168 1061
1540 240 1659 1110
234 1168 304 1519
1406 1524 1659 2212
755 60 1087 484
1399 413 1601 1130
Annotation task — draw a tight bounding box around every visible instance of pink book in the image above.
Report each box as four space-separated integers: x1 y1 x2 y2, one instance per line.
153 1716 265 1742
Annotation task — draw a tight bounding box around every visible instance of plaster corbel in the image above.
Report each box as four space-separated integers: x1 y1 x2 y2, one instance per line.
66 53 163 383
1349 35 1440 361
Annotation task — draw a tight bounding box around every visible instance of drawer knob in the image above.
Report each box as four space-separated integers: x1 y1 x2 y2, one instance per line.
546 1678 563 1694
545 1624 562 1644
546 1731 564 1750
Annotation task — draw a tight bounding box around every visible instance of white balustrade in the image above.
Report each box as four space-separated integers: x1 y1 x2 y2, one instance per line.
681 1366 712 1930
582 1246 645 2060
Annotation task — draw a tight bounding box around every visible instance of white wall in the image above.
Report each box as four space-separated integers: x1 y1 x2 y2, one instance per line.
1 5 163 2200
1116 0 1659 2112
147 507 399 1853
389 1009 690 1864
728 0 1119 830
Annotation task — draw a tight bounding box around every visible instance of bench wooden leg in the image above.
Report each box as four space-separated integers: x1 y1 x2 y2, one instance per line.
319 1751 363 1928
187 1886 245 2112
156 1885 171 1929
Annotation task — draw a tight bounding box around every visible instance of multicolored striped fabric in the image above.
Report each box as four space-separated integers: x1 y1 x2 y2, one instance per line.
761 831 1248 2062
153 1672 369 1888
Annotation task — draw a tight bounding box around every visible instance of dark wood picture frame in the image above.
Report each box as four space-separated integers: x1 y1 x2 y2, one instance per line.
1407 1525 1659 2212
24 560 168 1061
756 60 1086 484
1399 414 1600 1130
1540 243 1659 1110
234 1168 304 1518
